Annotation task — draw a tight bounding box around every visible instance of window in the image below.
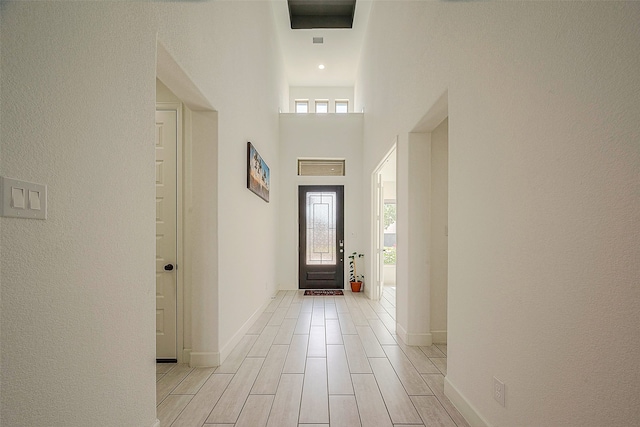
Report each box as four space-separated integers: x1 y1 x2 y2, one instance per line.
383 200 396 265
298 159 345 176
295 100 309 113
335 100 348 113
305 191 337 265
315 100 329 114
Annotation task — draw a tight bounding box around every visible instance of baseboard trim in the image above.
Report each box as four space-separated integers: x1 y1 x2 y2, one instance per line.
219 295 274 364
189 351 220 368
396 323 433 346
182 348 191 365
444 376 490 427
152 419 160 427
431 330 447 344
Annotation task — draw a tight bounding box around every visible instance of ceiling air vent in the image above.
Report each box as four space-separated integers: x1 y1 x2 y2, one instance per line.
288 0 356 29
313 37 324 44
298 159 346 176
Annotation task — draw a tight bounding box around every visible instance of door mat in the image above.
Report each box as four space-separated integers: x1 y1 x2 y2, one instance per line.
304 289 344 296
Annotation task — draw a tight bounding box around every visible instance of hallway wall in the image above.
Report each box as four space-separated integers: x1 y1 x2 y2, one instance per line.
155 1 287 355
430 118 448 343
1 3 158 425
0 2 286 426
356 2 640 426
278 113 364 290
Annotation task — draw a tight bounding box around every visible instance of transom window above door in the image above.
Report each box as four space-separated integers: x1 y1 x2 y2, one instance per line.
298 159 345 176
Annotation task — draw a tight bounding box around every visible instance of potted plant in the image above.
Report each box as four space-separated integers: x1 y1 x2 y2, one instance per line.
348 252 364 292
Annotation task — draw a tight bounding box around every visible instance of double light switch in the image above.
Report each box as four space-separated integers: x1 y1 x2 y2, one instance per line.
1 176 47 219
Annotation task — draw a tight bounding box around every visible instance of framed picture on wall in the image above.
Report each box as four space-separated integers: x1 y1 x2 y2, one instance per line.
247 141 270 202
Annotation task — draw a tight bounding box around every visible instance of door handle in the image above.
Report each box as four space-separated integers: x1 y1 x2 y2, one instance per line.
164 263 175 271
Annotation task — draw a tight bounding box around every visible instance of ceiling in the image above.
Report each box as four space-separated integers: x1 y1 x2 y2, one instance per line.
271 0 372 87
287 0 356 29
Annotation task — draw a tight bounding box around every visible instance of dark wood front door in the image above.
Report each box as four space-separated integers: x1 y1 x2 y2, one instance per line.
298 186 345 289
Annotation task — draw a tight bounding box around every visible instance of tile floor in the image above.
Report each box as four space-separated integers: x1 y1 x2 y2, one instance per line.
156 287 469 427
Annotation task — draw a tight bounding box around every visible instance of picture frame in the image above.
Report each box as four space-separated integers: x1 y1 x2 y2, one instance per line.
247 141 270 202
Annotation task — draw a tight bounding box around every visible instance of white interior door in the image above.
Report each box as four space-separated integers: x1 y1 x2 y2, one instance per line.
155 108 178 361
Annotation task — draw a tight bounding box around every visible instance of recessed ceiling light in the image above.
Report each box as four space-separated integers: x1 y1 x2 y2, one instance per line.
318 64 325 70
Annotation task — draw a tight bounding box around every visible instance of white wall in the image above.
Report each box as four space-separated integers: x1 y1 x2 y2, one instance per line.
0 11 3 413
430 118 448 343
278 113 364 289
289 86 355 113
1 3 157 425
157 79 181 103
1 1 286 425
357 2 640 426
396 132 432 346
156 1 287 360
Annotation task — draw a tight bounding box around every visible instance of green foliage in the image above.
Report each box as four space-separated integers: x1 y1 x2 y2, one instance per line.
348 252 364 282
383 246 396 265
384 203 396 229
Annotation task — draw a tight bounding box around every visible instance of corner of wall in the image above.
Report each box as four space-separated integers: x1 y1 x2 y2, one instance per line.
444 376 490 427
396 323 433 347
431 331 447 344
189 352 220 368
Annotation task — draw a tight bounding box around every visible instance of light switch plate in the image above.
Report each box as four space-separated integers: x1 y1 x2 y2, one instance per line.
1 176 47 220
11 187 25 209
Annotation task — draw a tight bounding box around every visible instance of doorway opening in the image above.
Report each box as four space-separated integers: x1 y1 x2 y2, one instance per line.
155 101 182 363
426 117 449 344
398 88 448 346
298 185 345 289
372 145 397 301
156 41 219 367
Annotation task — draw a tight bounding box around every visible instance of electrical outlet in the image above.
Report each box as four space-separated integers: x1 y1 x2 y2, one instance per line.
493 377 505 407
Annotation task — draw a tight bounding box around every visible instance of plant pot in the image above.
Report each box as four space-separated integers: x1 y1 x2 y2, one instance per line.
350 281 362 292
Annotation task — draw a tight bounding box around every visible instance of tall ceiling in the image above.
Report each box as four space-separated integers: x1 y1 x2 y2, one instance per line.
271 0 372 87
287 0 357 29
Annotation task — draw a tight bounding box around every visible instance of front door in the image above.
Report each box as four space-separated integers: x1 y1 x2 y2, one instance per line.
299 186 345 289
155 107 178 362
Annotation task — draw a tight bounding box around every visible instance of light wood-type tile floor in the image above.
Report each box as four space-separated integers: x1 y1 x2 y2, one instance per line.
156 287 469 427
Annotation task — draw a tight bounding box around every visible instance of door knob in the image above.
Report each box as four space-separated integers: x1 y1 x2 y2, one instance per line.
164 263 175 271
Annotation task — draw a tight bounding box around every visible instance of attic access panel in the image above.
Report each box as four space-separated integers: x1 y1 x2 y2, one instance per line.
288 0 356 29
